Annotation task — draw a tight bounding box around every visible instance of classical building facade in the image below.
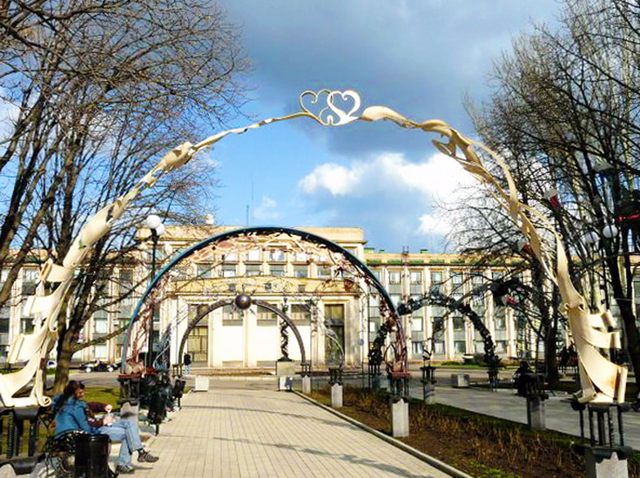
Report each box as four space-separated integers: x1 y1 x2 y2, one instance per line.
7 224 629 368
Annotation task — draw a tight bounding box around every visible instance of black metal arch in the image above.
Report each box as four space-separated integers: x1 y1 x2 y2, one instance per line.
399 290 501 382
122 226 401 372
176 299 307 369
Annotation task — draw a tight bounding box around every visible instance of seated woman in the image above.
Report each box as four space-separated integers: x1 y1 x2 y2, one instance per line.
53 380 159 474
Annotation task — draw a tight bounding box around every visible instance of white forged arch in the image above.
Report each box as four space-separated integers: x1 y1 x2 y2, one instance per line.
2 89 626 407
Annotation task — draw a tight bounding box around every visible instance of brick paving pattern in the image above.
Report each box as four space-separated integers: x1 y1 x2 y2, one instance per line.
134 385 451 478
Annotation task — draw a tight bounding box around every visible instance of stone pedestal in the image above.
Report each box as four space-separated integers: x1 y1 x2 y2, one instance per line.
424 384 436 404
526 396 545 430
302 376 311 394
194 376 210 392
451 374 470 388
585 449 628 478
276 360 295 391
391 398 409 437
331 384 343 408
278 376 293 391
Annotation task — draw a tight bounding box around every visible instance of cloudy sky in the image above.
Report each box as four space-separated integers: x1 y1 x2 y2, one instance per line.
208 0 562 252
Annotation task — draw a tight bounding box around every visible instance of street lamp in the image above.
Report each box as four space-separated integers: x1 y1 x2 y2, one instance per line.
146 214 164 368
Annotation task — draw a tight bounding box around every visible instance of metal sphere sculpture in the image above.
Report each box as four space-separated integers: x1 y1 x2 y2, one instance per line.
234 294 252 310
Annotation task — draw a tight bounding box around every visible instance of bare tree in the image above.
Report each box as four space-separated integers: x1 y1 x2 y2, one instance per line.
455 0 640 385
0 0 248 390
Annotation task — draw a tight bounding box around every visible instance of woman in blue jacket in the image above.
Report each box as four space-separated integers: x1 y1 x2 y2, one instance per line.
53 380 158 474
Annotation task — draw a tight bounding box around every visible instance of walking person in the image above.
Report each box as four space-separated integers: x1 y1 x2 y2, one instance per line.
53 380 159 474
183 353 192 375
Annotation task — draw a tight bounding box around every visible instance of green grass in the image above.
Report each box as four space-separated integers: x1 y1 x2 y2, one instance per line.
84 386 121 411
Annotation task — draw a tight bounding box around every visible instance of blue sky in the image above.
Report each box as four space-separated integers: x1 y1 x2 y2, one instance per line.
202 0 562 252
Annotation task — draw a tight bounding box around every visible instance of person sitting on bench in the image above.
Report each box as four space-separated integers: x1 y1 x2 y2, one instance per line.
53 380 159 474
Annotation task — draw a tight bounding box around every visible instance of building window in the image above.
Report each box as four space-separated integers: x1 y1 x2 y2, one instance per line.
294 252 307 263
246 249 261 262
453 316 465 331
412 341 424 356
411 318 423 332
22 269 38 296
269 264 285 277
293 265 308 278
257 304 277 322
495 306 506 330
245 264 261 277
317 265 332 279
430 271 443 293
388 271 401 284
94 344 108 359
390 294 401 306
0 307 10 334
20 318 34 334
94 318 108 334
222 304 241 321
222 265 236 278
196 264 213 279
495 341 507 353
291 304 310 322
451 272 464 292
409 271 422 284
434 341 445 355
223 252 238 262
370 269 381 280
454 341 466 354
269 250 286 262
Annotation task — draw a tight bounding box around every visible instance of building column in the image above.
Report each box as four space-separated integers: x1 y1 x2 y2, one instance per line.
244 304 257 367
211 307 223 367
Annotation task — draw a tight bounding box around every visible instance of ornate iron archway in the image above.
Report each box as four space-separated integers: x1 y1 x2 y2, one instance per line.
175 299 307 370
120 226 403 378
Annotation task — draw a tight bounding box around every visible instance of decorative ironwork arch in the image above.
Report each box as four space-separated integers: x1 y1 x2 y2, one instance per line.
120 226 401 374
175 299 307 370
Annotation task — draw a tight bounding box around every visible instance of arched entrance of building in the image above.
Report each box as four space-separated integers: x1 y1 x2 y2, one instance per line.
121 226 398 375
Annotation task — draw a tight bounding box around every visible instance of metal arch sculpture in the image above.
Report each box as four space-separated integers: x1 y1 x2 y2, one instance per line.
174 299 307 372
120 226 398 373
399 290 501 386
2 88 625 407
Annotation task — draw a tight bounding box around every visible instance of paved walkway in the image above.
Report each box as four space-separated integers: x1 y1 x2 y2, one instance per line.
134 384 452 478
407 383 640 450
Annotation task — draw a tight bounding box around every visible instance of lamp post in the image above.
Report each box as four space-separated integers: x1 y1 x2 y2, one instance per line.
145 214 165 369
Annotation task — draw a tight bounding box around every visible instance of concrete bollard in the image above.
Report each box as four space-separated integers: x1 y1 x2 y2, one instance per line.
391 398 409 437
585 449 628 478
194 376 210 391
451 374 470 388
331 384 343 408
302 376 311 394
278 376 293 391
526 396 546 431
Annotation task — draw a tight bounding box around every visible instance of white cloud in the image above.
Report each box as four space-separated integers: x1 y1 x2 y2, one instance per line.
253 195 280 221
418 212 453 236
298 151 473 201
0 88 20 143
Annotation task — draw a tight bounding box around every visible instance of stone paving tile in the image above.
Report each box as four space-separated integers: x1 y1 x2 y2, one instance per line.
409 384 640 450
134 386 451 478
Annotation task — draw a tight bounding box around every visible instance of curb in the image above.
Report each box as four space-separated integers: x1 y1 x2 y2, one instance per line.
293 391 474 478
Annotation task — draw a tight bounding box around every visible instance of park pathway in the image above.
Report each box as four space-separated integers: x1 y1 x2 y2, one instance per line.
133 384 452 478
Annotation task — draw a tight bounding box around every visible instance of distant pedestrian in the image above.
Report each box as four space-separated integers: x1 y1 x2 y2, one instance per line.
183 353 192 375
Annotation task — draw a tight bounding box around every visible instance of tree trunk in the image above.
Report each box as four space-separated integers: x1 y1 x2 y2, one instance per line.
53 330 76 394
